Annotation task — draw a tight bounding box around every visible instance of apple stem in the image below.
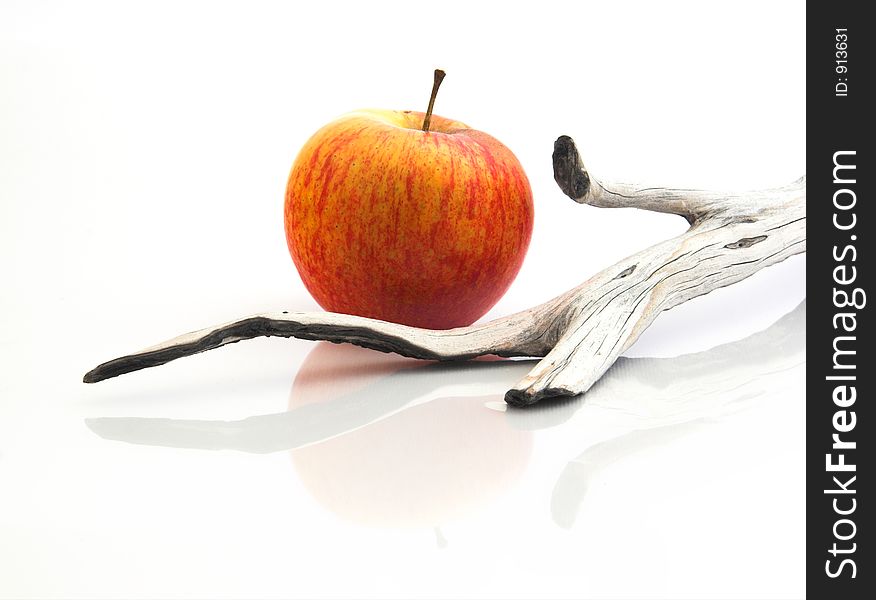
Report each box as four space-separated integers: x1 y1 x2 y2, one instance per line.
422 69 446 132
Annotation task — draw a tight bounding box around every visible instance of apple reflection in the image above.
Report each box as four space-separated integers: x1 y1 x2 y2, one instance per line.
287 344 533 528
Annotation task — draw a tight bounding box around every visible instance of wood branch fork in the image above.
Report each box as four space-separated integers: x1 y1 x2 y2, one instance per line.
84 136 806 407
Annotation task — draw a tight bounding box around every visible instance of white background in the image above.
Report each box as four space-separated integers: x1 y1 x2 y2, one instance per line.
1 1 805 598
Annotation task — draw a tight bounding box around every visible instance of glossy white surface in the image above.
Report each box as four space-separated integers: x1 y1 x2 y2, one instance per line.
1 1 804 598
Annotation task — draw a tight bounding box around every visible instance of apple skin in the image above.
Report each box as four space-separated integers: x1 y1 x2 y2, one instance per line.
284 109 534 329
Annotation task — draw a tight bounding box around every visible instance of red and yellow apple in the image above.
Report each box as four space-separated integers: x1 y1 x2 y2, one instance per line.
284 107 534 329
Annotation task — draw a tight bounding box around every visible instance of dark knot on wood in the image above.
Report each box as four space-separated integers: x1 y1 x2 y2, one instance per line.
725 235 768 249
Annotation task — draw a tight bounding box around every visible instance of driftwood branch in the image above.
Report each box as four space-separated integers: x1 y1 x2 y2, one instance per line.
84 135 806 406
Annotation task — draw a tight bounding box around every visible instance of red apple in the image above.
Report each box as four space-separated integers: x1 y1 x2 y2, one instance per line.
284 73 534 329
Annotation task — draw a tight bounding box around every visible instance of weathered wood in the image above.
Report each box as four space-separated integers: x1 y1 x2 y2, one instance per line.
84 136 806 406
